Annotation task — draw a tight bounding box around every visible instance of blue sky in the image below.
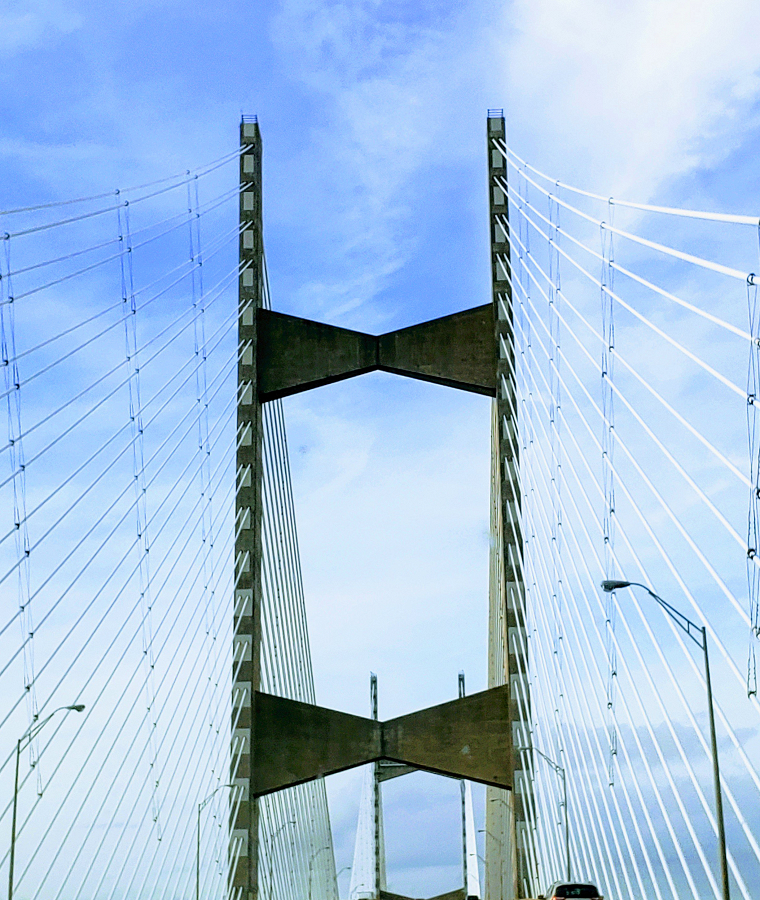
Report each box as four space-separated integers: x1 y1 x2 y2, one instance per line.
3 1 760 897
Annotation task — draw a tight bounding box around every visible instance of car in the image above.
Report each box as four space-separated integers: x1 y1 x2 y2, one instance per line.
539 882 604 899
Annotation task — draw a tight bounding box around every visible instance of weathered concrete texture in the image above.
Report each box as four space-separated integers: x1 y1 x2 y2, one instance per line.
488 110 527 899
377 760 417 783
379 889 466 900
383 687 511 788
252 691 381 796
257 309 376 401
251 685 511 797
378 305 496 395
232 118 264 900
256 304 496 401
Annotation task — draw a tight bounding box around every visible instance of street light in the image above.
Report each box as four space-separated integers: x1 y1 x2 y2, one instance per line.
602 579 730 900
196 784 235 900
308 845 330 900
478 828 505 900
266 818 296 900
517 745 569 881
9 704 85 900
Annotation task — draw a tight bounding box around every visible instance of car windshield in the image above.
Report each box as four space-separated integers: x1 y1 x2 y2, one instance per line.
554 885 600 898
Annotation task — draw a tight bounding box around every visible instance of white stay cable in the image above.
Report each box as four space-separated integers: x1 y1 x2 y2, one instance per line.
503 222 755 598
505 277 760 734
507 354 694 897
496 192 747 400
0 146 243 218
501 256 760 669
499 141 760 226
507 298 733 896
512 353 707 899
497 151 755 282
498 207 749 488
521 377 752 897
499 380 660 899
506 188 752 342
14 438 237 879
510 325 757 894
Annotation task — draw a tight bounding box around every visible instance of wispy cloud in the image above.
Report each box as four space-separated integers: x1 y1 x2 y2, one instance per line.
503 0 760 197
268 0 497 325
0 0 83 56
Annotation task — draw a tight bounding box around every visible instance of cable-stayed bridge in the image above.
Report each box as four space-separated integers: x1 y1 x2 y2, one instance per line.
0 110 758 900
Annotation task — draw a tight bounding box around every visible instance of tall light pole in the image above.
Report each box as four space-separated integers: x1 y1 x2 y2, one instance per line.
9 703 85 900
478 827 504 900
517 745 569 881
266 818 296 900
308 845 330 900
602 579 730 900
196 784 234 900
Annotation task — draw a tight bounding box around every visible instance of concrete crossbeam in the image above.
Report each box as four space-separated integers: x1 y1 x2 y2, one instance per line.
377 760 417 783
257 304 496 401
380 890 467 900
251 686 511 797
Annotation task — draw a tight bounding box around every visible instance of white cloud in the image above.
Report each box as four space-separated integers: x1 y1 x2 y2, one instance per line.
269 0 495 323
0 0 83 56
268 0 760 330
503 0 760 197
5 0 760 891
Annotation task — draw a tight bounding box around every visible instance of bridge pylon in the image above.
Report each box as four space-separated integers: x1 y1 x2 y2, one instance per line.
230 116 265 900
231 112 526 899
348 674 481 900
485 108 532 899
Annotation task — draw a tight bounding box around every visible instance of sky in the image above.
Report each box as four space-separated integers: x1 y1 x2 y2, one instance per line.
3 0 760 897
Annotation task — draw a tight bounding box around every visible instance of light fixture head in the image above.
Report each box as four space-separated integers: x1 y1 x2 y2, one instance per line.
68 704 85 712
601 580 631 593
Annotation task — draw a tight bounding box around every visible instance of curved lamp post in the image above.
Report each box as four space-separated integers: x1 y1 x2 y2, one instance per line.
517 745 569 881
478 828 504 900
266 818 296 900
9 704 85 900
196 784 235 900
602 579 730 900
308 845 330 900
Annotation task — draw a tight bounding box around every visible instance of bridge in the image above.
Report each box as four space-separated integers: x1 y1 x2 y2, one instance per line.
0 110 758 900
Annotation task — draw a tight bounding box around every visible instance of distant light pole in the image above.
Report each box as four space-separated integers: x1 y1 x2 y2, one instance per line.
336 863 351 894
602 579 730 900
9 704 85 900
517 745 569 881
308 845 330 900
196 784 234 900
478 827 504 900
266 818 296 900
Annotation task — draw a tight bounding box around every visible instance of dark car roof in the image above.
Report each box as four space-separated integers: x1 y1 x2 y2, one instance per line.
546 882 601 898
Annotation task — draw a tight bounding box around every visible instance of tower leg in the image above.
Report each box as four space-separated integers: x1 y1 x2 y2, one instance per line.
231 117 264 900
487 109 531 899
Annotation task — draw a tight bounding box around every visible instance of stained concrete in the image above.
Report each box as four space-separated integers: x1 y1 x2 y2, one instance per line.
379 889 467 900
251 685 511 797
257 309 377 401
252 691 381 796
378 304 495 394
256 304 496 401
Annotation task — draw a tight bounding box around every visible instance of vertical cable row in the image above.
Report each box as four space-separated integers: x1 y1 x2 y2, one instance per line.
600 210 618 785
190 177 221 728
0 234 39 784
487 110 535 897
547 187 567 835
746 261 759 697
119 199 162 836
